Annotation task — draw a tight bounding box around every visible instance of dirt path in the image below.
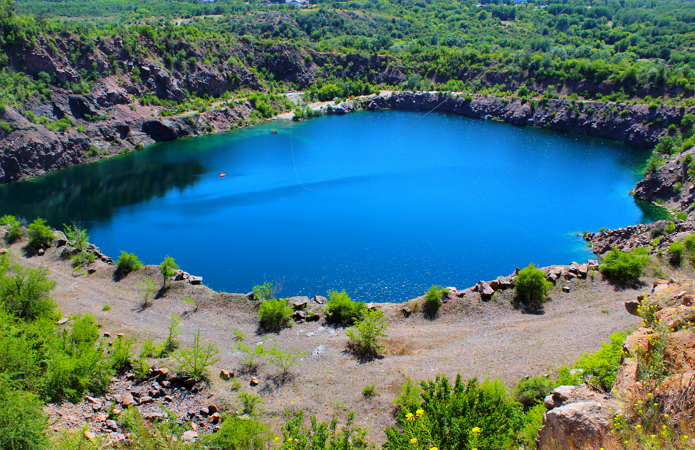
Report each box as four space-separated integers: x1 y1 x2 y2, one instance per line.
4 238 652 444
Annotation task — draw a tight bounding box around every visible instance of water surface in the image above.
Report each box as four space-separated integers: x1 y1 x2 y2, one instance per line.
0 111 667 301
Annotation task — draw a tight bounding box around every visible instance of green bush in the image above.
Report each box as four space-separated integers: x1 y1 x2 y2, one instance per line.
27 218 54 250
0 215 23 242
116 250 143 274
43 314 113 402
423 285 447 313
515 263 552 305
669 241 686 266
258 298 293 330
110 335 136 373
346 309 389 358
252 281 274 301
573 331 627 392
204 416 272 449
0 376 48 450
384 375 523 450
324 290 365 325
518 403 547 449
282 411 371 450
0 264 57 320
394 377 422 419
362 384 378 397
513 376 554 408
600 247 649 281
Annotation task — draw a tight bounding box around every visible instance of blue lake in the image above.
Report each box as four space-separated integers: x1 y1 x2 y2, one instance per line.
0 110 667 301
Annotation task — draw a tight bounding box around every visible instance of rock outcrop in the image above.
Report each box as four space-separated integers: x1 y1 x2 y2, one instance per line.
586 220 695 255
362 92 690 149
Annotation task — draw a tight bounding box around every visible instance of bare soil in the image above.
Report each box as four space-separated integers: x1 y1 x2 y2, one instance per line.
4 238 660 445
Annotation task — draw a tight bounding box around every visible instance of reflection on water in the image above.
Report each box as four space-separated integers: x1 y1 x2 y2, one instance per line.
0 154 206 226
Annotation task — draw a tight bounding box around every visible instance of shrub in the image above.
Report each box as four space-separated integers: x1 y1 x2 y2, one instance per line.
346 309 389 358
137 278 157 310
0 215 23 242
252 281 274 300
423 285 447 313
204 416 271 450
573 331 627 391
43 315 113 402
171 329 220 380
669 241 686 266
362 384 378 397
0 376 48 450
159 255 179 288
513 376 554 408
258 298 293 330
600 247 649 281
325 290 365 325
116 251 143 274
384 375 524 450
110 335 136 373
515 263 552 305
282 411 371 450
0 264 57 320
27 218 54 250
518 403 547 449
394 377 422 418
266 344 306 376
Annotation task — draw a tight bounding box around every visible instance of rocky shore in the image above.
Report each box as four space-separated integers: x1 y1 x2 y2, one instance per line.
362 91 692 150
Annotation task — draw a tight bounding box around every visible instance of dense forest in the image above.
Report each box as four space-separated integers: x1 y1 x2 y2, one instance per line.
1 0 695 113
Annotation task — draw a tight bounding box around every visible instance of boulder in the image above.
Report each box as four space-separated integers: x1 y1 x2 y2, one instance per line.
219 370 233 380
313 295 327 304
562 286 571 293
402 306 412 317
120 392 134 407
366 302 377 311
250 377 259 386
246 292 255 300
182 431 198 442
292 310 306 321
290 296 309 310
624 300 640 316
537 401 617 450
474 281 495 297
577 264 589 278
188 276 203 285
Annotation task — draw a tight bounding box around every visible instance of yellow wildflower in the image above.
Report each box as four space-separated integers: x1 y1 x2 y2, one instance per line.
471 427 482 433
416 409 425 416
636 425 642 429
406 413 414 420
410 438 418 444
274 437 280 441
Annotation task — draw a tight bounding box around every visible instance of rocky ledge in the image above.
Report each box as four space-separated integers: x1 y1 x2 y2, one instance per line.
586 219 695 256
363 91 693 149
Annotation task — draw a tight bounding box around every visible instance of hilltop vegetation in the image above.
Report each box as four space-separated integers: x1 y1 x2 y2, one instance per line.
1 0 695 119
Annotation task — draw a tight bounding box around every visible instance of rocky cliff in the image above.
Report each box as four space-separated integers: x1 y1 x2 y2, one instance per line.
364 91 692 149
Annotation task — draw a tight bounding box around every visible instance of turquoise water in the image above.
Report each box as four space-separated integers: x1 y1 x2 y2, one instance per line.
0 111 667 301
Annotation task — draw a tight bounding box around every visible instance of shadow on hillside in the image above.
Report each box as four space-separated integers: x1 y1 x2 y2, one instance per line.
511 300 546 315
605 278 647 291
260 372 296 394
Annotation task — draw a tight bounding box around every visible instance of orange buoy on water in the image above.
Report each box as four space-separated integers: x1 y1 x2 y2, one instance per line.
220 173 226 177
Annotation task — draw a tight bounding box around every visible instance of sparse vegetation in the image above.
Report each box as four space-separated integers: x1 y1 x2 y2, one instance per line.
346 309 389 359
0 215 23 242
171 329 220 380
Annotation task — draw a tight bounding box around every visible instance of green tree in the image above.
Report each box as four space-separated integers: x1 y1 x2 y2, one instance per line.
159 255 179 288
